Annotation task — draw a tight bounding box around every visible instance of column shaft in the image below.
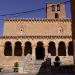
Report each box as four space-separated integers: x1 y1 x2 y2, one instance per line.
32 45 36 61
56 44 58 56
66 43 68 56
0 45 4 56
22 46 24 56
44 46 48 56
12 45 14 56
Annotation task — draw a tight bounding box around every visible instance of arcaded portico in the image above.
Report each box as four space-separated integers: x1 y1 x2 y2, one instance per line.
0 35 73 65
3 36 73 57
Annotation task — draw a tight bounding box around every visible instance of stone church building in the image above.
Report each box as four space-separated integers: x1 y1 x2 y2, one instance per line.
0 2 73 67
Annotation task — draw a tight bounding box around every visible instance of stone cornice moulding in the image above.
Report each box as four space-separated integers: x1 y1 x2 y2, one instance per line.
4 18 71 23
0 35 72 39
46 2 65 4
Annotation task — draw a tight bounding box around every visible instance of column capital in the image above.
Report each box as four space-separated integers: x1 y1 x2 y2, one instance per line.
32 44 37 48
55 42 59 46
65 42 69 46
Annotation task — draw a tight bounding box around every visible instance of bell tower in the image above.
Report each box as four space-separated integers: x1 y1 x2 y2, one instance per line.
46 2 66 19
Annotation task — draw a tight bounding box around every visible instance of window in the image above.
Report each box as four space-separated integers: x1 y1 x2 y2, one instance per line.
58 27 63 33
48 42 56 56
24 41 32 56
58 41 66 56
68 41 73 56
14 41 22 56
20 26 24 35
4 41 12 56
52 5 55 11
55 13 59 18
57 4 60 11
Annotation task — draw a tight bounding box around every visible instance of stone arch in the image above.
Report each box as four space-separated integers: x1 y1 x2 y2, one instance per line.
24 41 32 56
68 41 73 56
36 41 45 60
58 41 66 56
14 41 22 56
4 41 12 56
48 41 56 56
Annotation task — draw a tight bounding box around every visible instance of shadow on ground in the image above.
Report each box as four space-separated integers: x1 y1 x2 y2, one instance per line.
36 61 75 75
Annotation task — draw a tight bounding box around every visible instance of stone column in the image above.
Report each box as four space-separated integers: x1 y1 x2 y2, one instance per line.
0 45 4 56
22 45 24 56
32 45 36 61
56 43 58 56
12 45 14 56
44 46 48 57
65 42 68 56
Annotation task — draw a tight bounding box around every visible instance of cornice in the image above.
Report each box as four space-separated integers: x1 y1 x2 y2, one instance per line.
4 18 71 23
0 35 72 39
46 2 65 4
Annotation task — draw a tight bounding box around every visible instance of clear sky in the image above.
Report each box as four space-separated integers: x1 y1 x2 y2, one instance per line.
0 0 71 36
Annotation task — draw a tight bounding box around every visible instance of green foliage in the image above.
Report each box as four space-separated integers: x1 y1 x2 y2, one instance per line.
14 62 19 67
14 62 19 72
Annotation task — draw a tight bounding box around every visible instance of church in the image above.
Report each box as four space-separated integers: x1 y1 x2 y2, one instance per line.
0 2 73 67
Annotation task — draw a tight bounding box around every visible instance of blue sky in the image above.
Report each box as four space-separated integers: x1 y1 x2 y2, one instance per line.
0 0 71 36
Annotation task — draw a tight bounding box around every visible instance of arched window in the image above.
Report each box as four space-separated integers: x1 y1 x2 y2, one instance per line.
57 4 60 11
36 41 45 60
58 41 66 56
52 5 55 11
14 41 22 56
55 13 59 18
68 41 73 56
48 41 56 56
24 41 32 56
4 41 12 56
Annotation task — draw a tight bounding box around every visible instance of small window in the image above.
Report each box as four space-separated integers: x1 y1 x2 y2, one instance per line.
52 5 55 11
20 26 24 35
57 4 60 11
58 27 63 33
55 13 59 18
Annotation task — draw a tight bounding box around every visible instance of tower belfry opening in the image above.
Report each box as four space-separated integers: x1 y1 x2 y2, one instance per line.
46 2 66 19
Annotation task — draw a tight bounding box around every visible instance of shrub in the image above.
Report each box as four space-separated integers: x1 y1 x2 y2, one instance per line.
13 62 19 72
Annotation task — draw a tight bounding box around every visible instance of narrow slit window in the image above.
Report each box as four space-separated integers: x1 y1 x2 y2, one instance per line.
52 5 55 11
57 4 60 11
